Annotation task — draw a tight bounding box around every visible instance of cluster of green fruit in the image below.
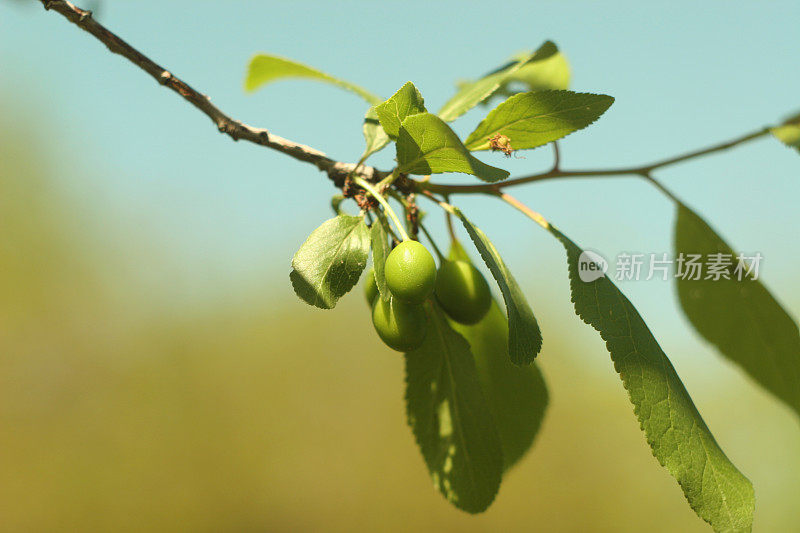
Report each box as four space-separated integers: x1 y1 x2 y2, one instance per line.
365 240 493 352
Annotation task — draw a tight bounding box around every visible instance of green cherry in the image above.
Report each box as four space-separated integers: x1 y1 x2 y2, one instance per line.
384 240 437 304
364 268 379 304
371 297 428 352
435 260 492 325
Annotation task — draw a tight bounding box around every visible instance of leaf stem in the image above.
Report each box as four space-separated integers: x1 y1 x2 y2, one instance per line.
551 141 561 171
496 192 550 230
418 189 458 216
641 173 683 205
353 176 410 241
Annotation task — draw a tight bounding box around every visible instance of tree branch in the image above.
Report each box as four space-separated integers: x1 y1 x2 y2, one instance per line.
38 0 385 186
37 0 773 198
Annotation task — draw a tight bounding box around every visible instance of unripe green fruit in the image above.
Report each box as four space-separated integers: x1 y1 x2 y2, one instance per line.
371 297 428 352
364 268 379 304
435 260 492 325
384 240 437 304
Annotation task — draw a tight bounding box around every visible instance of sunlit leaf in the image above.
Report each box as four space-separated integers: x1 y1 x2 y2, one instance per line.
674 203 800 418
507 49 571 92
437 41 561 122
480 48 572 108
290 214 371 309
362 106 391 160
245 54 381 105
547 223 755 533
396 113 509 182
453 209 542 364
405 304 503 513
464 90 614 152
375 81 426 139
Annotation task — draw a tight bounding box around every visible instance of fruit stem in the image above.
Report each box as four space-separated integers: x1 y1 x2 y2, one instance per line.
419 223 446 263
353 176 410 241
443 193 457 242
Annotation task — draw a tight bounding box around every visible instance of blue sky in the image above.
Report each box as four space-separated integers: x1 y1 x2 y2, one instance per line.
2 1 799 356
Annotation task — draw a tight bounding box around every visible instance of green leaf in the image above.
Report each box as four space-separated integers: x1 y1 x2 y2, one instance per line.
450 301 548 471
370 219 391 302
481 48 572 108
770 111 800 152
446 240 548 469
375 81 427 139
361 107 391 161
547 223 754 533
453 209 542 365
465 90 614 152
245 54 381 105
674 204 800 418
396 113 510 182
290 214 371 309
405 304 504 514
438 73 511 123
437 40 561 122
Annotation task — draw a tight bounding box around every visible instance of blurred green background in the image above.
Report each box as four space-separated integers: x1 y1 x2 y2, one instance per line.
2 1 800 532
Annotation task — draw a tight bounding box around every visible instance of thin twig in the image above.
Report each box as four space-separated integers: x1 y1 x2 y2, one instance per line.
640 127 771 172
38 0 386 186
420 126 772 195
